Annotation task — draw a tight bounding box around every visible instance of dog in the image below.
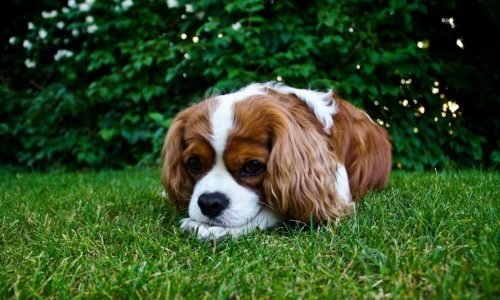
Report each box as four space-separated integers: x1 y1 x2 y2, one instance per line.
161 82 391 239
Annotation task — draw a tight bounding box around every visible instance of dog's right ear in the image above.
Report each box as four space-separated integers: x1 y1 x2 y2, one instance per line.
161 113 193 209
262 101 353 223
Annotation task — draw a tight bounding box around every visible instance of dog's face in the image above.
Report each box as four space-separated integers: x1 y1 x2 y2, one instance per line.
164 92 279 228
182 97 271 228
161 83 390 239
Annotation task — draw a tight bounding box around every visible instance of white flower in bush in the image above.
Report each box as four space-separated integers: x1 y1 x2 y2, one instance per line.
185 4 193 13
24 59 36 68
38 29 48 39
42 10 58 19
68 0 76 8
28 22 34 30
232 22 241 31
79 0 95 12
121 0 133 10
9 37 16 45
57 21 65 29
54 49 74 61
87 24 98 34
72 29 79 37
86 16 94 23
80 3 90 11
23 40 33 49
167 0 178 8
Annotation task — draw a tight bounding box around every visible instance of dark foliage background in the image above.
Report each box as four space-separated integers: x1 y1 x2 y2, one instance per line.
1 0 499 170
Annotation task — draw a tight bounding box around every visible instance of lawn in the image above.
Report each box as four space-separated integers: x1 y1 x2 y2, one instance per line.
0 169 498 299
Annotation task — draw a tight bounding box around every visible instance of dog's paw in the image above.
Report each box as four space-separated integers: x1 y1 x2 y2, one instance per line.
180 218 233 240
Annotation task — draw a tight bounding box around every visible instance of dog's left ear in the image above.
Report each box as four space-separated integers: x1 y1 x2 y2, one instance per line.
161 112 193 209
262 102 353 223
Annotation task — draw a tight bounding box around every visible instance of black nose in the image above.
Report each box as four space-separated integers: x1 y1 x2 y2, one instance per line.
198 192 229 218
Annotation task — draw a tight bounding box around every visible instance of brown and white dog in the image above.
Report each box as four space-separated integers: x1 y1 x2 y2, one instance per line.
161 83 391 239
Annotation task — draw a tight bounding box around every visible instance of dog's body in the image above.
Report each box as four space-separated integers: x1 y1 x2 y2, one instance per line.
161 83 391 239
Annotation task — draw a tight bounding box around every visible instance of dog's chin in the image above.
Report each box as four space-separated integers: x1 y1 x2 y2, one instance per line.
181 206 281 240
200 218 225 227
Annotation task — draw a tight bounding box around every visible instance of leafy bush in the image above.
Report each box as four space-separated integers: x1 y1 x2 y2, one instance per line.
1 0 498 170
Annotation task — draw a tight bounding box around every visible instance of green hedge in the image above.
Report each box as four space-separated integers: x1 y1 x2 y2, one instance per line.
1 0 499 170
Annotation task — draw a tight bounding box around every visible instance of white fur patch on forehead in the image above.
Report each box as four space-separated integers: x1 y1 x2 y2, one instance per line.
210 86 266 153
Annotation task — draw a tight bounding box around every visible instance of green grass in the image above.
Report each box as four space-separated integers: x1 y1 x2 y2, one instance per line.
0 169 498 299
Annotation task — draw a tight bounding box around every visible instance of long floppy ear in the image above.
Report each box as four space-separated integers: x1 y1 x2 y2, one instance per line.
161 114 193 209
263 103 354 223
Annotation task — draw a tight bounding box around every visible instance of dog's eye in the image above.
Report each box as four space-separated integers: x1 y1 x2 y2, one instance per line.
187 156 202 174
241 160 266 177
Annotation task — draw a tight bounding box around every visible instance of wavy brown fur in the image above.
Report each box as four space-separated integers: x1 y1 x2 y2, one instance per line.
234 94 354 223
331 98 392 199
161 101 213 209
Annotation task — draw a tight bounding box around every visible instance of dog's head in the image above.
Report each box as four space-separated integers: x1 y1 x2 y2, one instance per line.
161 83 354 229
